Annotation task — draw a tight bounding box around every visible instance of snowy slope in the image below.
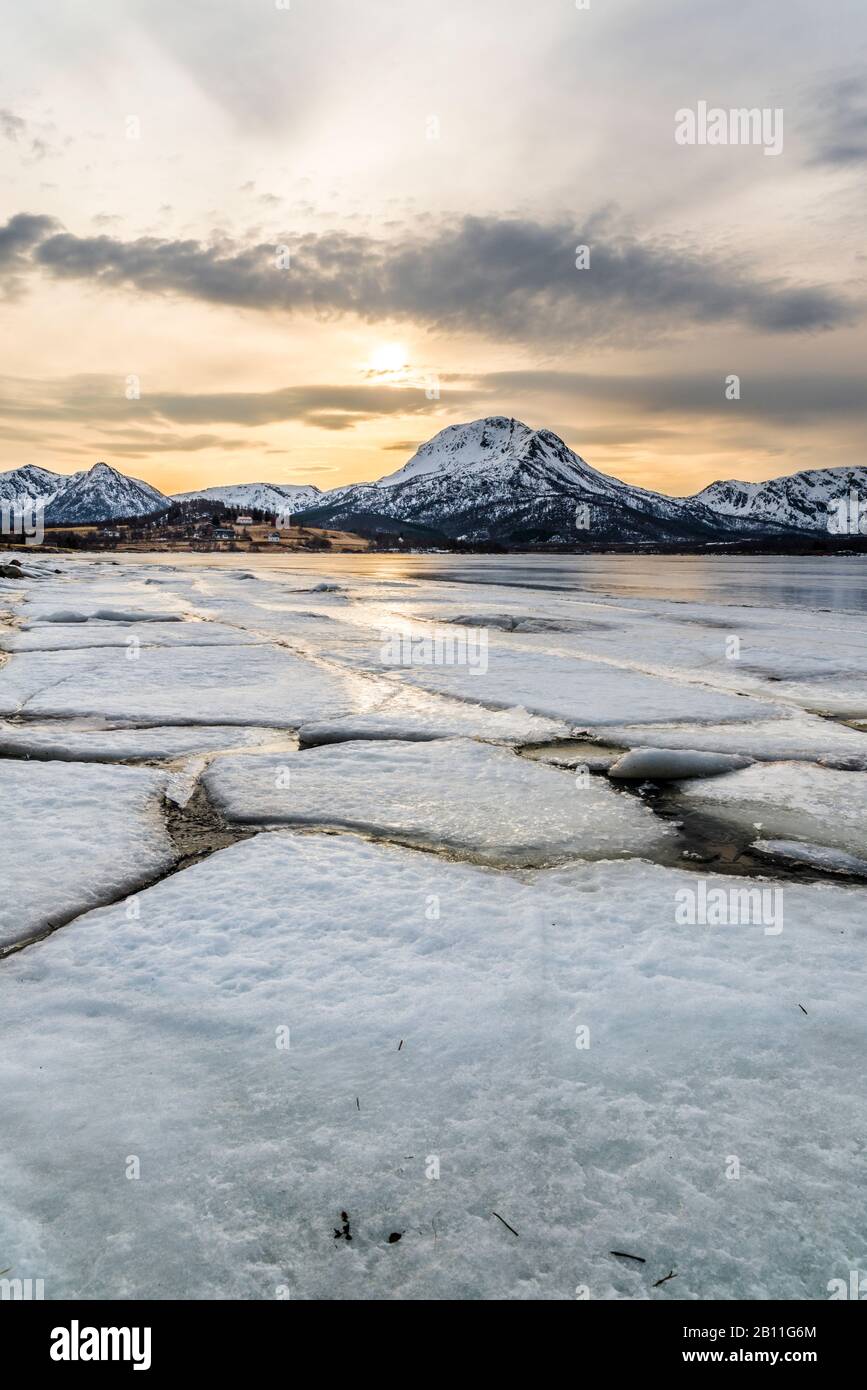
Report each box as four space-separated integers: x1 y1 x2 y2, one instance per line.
0 463 68 506
172 481 322 513
45 462 167 523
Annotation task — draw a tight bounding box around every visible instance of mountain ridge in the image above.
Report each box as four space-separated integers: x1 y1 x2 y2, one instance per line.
1 419 863 540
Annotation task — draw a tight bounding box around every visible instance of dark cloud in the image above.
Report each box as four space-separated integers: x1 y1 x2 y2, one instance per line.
475 369 867 423
0 213 60 272
0 211 854 344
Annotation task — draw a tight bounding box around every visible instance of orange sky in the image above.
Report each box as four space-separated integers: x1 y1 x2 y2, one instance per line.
1 0 864 498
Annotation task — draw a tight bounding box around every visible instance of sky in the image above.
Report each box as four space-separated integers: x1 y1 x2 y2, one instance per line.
0 0 865 499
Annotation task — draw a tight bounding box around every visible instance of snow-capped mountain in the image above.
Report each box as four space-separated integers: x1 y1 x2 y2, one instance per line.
302 419 867 543
0 464 68 506
688 468 867 533
300 417 735 544
172 481 322 513
45 463 167 523
3 425 864 540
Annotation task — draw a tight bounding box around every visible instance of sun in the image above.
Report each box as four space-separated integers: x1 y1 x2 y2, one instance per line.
369 341 409 375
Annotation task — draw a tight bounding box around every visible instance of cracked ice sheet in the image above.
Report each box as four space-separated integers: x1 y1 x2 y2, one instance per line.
594 714 867 768
298 679 568 745
0 643 382 726
203 739 670 866
390 646 780 727
376 593 867 711
1 620 267 653
0 721 292 762
676 760 867 861
0 833 865 1300
0 760 175 948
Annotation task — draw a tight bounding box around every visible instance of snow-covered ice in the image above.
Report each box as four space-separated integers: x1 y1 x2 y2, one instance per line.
0 720 291 762
2 553 867 1303
0 644 374 726
0 832 864 1300
203 738 671 865
596 713 867 768
0 759 175 948
677 761 867 860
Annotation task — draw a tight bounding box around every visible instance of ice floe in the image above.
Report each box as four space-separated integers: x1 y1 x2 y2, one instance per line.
0 644 376 727
608 748 752 781
0 759 175 948
751 839 867 877
596 714 867 768
676 761 867 860
0 720 291 762
203 737 671 866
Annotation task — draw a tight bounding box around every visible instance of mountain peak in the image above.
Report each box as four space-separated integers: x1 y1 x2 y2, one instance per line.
376 416 615 500
45 461 166 523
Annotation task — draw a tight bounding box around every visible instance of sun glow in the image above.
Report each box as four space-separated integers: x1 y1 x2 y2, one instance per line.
368 341 409 375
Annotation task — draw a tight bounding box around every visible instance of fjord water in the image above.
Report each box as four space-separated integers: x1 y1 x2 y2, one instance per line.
128 551 867 613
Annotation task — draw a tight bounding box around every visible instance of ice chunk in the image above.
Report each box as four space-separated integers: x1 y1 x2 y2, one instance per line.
0 721 290 762
677 761 867 860
609 748 752 781
2 619 265 653
0 644 375 726
752 839 867 877
0 759 175 947
596 714 867 769
203 737 670 865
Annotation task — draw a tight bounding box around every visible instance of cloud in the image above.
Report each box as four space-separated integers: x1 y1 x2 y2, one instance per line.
473 369 867 423
0 211 854 345
0 109 59 162
809 76 867 165
93 429 251 457
382 438 424 452
0 373 470 433
0 213 60 273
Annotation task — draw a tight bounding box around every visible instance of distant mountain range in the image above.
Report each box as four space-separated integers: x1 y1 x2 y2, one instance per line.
171 481 322 513
1 420 864 544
